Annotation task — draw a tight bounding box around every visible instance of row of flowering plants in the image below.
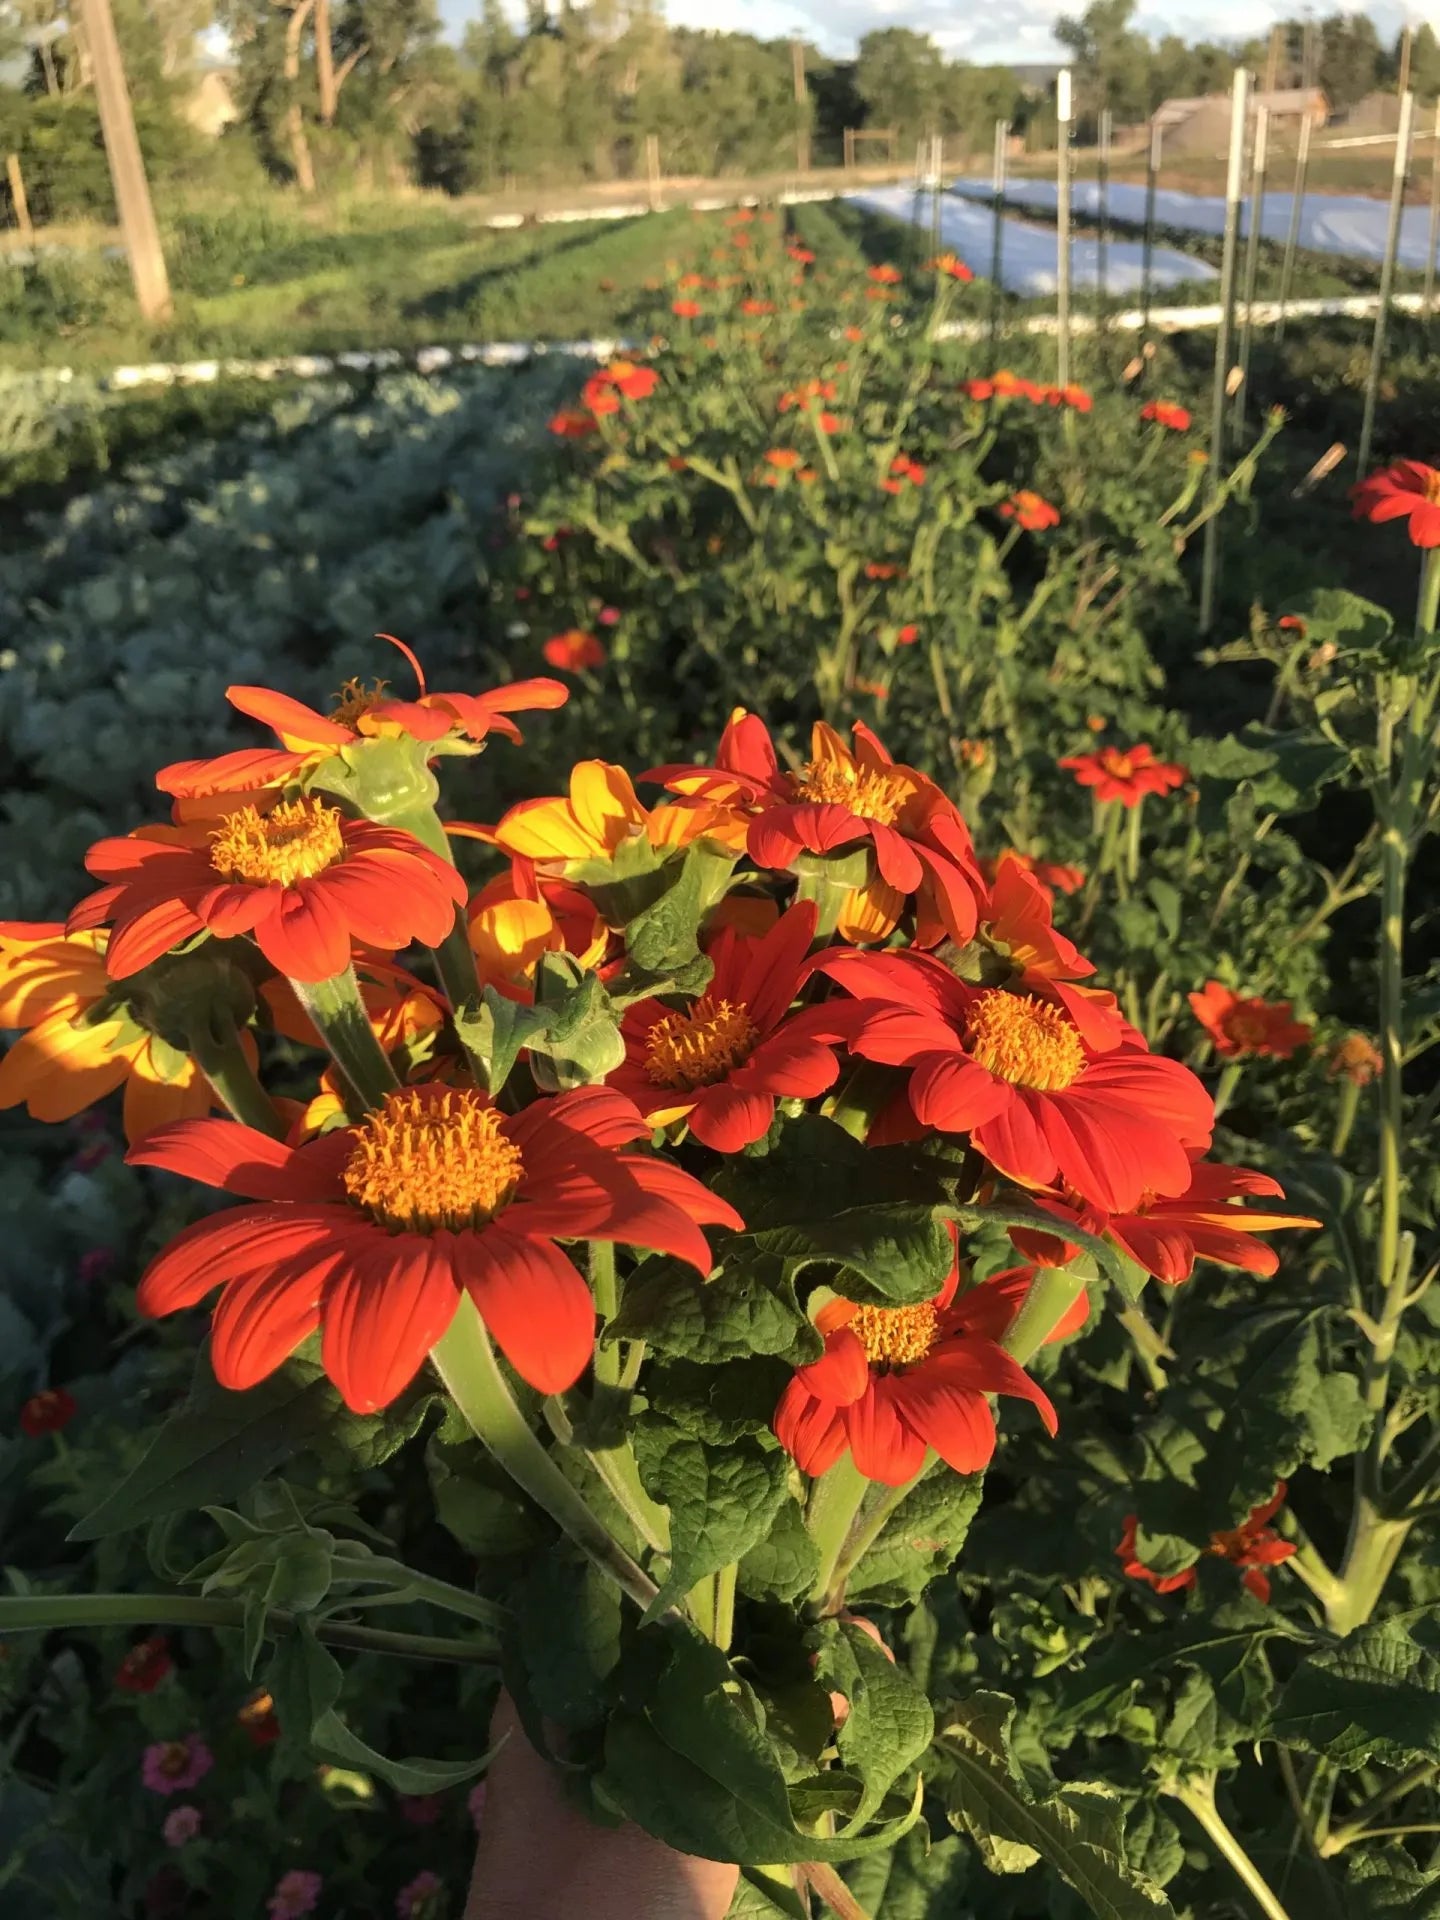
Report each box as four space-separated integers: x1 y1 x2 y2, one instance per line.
6 528 1440 1920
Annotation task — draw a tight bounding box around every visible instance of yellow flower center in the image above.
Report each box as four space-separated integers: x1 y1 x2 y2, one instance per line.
966 990 1086 1091
850 1300 941 1372
645 998 758 1090
1100 748 1135 778
330 676 389 727
1425 469 1440 505
342 1087 524 1233
209 797 345 887
793 758 908 826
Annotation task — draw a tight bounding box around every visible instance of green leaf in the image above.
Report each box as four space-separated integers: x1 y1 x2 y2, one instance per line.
598 1621 923 1866
737 1497 819 1604
1342 1849 1440 1920
70 1345 435 1540
814 1618 934 1831
633 1420 789 1621
936 1692 1176 1919
1051 1605 1310 1732
844 1470 985 1608
425 1408 547 1558
623 836 739 974
267 1626 493 1794
454 987 553 1095
1273 1610 1440 1769
512 1551 624 1729
845 1827 975 1920
649 1356 794 1445
611 1243 820 1366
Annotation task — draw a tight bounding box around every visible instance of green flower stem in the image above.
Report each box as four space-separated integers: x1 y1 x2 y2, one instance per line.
1002 1266 1087 1369
826 1461 933 1602
688 1577 717 1640
806 1454 871 1610
1212 1060 1243 1120
361 1561 509 1633
808 408 841 484
713 1562 738 1652
431 1297 667 1617
586 1444 671 1556
0 1593 496 1665
590 1241 622 1393
1330 1077 1361 1158
1322 1758 1438 1856
1124 795 1145 882
1417 544 1440 644
185 1021 284 1139
290 967 398 1119
1168 1773 1296 1920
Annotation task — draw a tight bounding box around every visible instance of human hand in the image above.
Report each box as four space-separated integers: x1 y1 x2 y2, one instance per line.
464 1693 739 1920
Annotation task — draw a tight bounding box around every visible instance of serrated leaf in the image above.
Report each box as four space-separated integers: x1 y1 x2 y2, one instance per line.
844 1470 985 1607
611 1243 820 1365
267 1626 494 1794
937 1692 1176 1919
634 1421 789 1620
70 1345 435 1540
623 836 739 974
737 1497 819 1603
1273 1609 1440 1769
455 987 553 1095
814 1618 934 1831
649 1356 794 1445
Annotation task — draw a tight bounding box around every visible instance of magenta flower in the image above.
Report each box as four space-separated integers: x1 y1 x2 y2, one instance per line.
267 1871 323 1919
162 1805 202 1848
141 1734 214 1797
396 1871 444 1919
467 1780 487 1831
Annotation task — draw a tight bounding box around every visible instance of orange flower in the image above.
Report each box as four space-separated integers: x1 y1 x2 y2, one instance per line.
926 252 974 281
1041 383 1092 412
774 1253 1057 1484
999 490 1060 531
549 408 598 438
1010 1156 1320 1283
648 712 985 946
895 624 920 645
962 369 1045 404
672 299 703 318
843 325 864 342
466 866 607 990
1058 744 1186 807
157 647 567 806
1351 460 1440 546
71 802 467 985
787 245 815 264
881 454 925 494
129 1088 742 1411
491 760 746 870
867 264 902 284
0 922 246 1144
1188 982 1313 1060
864 562 903 580
979 851 1120 1047
986 849 1084 901
816 411 843 434
778 379 835 413
581 360 659 414
741 298 776 315
764 448 804 471
542 629 606 672
1118 1485 1296 1603
1140 400 1191 431
1328 1033 1383 1085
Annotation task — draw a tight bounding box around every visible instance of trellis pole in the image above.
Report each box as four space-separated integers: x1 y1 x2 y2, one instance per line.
988 118 1008 362
1233 104 1269 432
1357 89 1415 478
1275 111 1312 341
1056 69 1072 390
1198 67 1249 636
1141 119 1161 339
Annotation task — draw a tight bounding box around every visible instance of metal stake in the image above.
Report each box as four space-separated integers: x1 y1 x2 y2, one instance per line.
1424 99 1440 320
1357 89 1416 478
1199 68 1249 637
1056 69 1072 391
1233 104 1269 433
1275 111 1312 342
989 118 1009 363
1141 120 1161 340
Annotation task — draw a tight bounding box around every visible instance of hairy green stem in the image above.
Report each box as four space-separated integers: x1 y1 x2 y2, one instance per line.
431 1297 665 1616
290 966 399 1118
1169 1773 1296 1920
186 1021 283 1139
806 1455 871 1610
827 1462 933 1601
0 1593 496 1664
713 1562 738 1652
1002 1266 1087 1368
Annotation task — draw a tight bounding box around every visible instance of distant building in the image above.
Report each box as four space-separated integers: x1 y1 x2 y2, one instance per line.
1150 87 1328 154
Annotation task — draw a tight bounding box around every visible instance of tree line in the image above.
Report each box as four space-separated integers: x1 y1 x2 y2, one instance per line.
0 0 1427 224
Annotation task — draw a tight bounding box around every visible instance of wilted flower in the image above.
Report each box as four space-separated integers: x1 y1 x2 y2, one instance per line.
1328 1033 1383 1085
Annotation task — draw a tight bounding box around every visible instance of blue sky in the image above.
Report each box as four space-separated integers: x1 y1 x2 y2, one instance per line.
451 0 1428 68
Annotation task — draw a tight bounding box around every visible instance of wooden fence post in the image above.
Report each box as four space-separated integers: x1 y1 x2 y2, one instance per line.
5 152 32 241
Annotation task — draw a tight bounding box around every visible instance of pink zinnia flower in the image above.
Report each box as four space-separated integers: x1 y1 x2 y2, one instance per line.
267 1870 323 1918
162 1806 202 1849
141 1734 214 1797
396 1871 444 1919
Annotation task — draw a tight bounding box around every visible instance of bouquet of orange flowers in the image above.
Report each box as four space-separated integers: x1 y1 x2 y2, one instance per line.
0 643 1314 1881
